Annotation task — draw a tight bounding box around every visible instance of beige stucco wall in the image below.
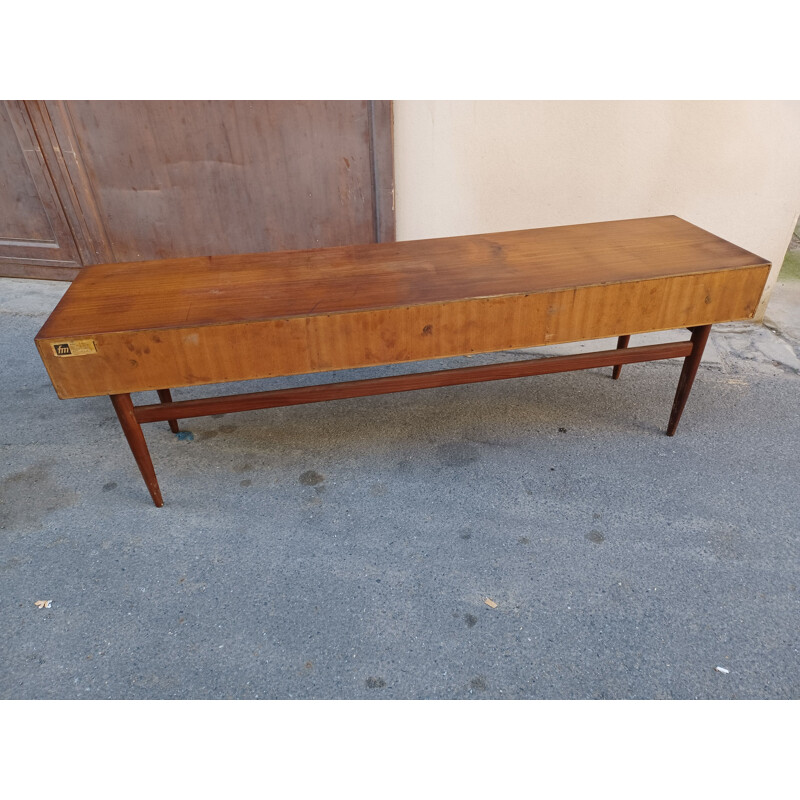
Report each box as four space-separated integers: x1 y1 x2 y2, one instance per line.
393 101 800 318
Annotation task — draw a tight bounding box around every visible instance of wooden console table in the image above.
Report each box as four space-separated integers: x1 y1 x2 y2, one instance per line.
35 216 770 507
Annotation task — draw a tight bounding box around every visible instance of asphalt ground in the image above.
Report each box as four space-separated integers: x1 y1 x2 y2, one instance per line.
1 279 799 699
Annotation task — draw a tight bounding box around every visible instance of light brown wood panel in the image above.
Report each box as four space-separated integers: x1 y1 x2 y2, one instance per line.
0 101 82 279
36 217 770 399
48 100 394 264
37 266 768 399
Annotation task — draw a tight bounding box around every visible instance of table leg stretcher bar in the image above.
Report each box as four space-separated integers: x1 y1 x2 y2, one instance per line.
112 330 705 507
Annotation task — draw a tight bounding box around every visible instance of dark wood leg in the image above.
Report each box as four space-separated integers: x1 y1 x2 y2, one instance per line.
157 389 180 433
110 393 165 507
666 324 712 436
612 335 631 379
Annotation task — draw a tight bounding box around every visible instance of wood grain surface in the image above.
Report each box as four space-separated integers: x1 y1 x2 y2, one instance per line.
50 100 394 263
36 216 771 399
0 102 84 278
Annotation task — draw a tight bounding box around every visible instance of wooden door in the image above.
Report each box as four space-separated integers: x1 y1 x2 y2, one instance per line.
0 101 394 279
0 102 83 279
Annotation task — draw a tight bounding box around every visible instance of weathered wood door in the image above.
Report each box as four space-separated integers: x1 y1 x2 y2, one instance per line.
0 102 84 279
0 101 394 280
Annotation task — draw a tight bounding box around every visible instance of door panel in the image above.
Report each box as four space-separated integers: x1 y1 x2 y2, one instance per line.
0 101 82 279
0 107 53 241
0 100 393 280
51 100 393 264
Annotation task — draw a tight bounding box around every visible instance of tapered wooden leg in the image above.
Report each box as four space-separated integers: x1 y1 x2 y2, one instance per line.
110 393 164 507
666 324 712 436
157 389 180 433
612 335 631 379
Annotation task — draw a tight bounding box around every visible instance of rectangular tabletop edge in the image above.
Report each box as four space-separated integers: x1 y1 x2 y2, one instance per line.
34 260 771 342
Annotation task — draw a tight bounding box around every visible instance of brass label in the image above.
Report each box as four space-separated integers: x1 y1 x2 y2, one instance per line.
52 339 97 357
